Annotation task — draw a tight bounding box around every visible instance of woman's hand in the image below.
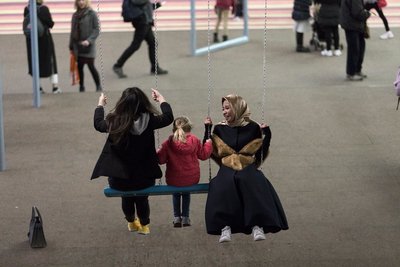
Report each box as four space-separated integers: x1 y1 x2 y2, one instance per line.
260 123 269 129
204 116 213 125
98 92 107 107
151 88 165 103
80 40 90 47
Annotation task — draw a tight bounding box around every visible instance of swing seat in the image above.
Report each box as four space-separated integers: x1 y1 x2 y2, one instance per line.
104 183 209 197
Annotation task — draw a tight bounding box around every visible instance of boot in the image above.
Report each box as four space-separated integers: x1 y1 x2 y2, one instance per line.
296 32 310 52
222 35 228 42
213 32 219 43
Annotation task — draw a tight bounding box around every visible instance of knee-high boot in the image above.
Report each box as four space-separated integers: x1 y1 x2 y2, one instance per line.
296 32 310 52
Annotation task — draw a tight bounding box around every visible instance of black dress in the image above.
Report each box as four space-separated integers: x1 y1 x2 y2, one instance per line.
205 121 288 235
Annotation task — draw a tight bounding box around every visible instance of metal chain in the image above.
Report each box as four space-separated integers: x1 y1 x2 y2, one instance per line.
153 1 161 185
96 0 105 92
260 0 268 169
207 0 212 181
153 1 159 90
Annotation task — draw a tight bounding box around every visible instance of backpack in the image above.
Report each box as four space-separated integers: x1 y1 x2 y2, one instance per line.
121 0 146 22
23 6 45 38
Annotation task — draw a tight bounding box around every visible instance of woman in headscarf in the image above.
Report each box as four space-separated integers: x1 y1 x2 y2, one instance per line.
205 94 288 243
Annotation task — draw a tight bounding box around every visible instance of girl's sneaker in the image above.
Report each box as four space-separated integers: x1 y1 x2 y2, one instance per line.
138 224 150 235
182 217 191 227
252 226 266 241
173 217 182 228
127 218 142 232
219 226 232 243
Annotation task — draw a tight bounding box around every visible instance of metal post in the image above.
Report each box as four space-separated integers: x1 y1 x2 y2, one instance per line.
30 0 41 108
190 0 197 56
0 66 5 171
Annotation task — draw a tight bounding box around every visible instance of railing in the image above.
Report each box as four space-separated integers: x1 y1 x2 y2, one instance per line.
0 0 399 35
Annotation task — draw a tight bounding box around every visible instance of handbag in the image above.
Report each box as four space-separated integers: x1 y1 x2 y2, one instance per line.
27 206 47 248
70 51 80 85
377 0 387 8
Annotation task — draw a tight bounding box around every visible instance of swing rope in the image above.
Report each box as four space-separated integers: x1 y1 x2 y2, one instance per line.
95 0 105 92
206 0 213 182
260 0 268 169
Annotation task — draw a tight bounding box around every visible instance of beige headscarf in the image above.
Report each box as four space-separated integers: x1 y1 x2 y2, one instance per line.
220 94 251 127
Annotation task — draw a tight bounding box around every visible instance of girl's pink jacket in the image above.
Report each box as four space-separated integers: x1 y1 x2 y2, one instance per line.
157 133 213 187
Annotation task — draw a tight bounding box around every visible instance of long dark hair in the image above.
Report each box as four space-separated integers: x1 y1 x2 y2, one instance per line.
106 87 159 144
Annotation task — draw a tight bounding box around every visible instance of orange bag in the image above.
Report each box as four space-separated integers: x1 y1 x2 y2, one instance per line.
70 51 79 85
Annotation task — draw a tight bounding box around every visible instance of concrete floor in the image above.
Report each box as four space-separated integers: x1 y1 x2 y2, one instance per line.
0 28 400 266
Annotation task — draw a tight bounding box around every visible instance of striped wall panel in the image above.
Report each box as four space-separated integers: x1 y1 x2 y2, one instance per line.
0 0 399 35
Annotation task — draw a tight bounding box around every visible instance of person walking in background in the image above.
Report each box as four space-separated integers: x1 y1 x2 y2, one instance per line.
213 0 235 43
292 0 312 52
314 0 342 57
91 88 174 235
205 94 288 243
233 0 243 21
364 0 393 39
69 0 102 92
340 0 370 81
157 116 213 228
24 0 61 94
113 0 167 78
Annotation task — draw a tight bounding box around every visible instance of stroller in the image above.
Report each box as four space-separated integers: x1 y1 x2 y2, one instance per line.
309 3 343 52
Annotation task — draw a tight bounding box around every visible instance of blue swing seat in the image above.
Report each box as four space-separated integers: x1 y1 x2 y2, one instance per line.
104 183 209 197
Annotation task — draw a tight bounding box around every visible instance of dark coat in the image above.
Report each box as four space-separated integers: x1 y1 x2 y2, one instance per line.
24 4 58 77
315 0 341 26
91 102 174 190
69 8 99 58
292 0 312 21
339 0 370 32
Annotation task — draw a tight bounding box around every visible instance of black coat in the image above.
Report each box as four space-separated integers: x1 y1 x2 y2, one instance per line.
292 0 312 21
91 103 174 190
24 4 58 77
315 0 341 27
339 0 370 32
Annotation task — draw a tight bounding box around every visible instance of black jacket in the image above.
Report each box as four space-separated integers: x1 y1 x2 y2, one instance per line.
315 0 341 27
91 103 173 187
292 0 312 21
339 0 370 32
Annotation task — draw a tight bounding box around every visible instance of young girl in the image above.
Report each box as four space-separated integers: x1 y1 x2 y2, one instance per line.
69 0 101 92
91 87 174 235
214 0 235 43
157 116 213 227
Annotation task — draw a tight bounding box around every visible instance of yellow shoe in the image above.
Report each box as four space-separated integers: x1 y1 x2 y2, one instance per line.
138 224 150 235
128 218 142 232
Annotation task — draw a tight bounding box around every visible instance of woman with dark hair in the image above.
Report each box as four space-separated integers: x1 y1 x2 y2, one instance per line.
91 87 174 235
24 0 61 93
205 94 288 243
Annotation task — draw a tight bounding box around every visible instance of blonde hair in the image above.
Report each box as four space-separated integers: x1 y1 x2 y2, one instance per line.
75 0 91 9
172 116 192 143
37 0 43 4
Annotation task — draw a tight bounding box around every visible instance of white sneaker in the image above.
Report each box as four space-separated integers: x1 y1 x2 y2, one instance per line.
321 49 328 56
380 31 394 40
219 226 231 243
252 226 266 241
325 50 333 57
333 49 342 56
